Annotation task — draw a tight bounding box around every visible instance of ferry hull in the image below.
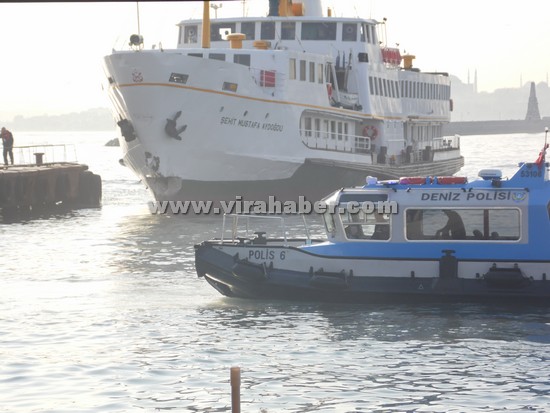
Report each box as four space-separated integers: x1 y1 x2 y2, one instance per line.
146 156 465 203
195 242 550 304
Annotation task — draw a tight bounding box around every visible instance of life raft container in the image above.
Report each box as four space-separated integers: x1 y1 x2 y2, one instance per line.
362 125 378 139
435 176 468 185
399 177 431 185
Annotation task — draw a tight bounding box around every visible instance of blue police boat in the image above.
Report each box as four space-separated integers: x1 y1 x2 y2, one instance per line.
194 136 550 303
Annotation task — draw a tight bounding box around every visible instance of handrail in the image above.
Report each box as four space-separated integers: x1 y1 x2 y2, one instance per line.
13 144 78 165
221 213 313 246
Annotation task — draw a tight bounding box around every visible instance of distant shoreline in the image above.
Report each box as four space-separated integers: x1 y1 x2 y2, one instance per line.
0 108 116 132
444 119 549 136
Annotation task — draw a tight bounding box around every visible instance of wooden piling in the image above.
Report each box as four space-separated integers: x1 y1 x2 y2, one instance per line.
231 366 241 413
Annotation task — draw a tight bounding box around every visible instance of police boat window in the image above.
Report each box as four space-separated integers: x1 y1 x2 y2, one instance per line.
184 25 198 44
240 22 255 40
261 21 275 40
323 211 336 237
342 209 390 241
281 22 296 40
405 208 520 241
342 23 357 41
301 22 337 40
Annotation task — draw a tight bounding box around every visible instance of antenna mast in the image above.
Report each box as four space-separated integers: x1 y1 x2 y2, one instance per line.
136 1 141 35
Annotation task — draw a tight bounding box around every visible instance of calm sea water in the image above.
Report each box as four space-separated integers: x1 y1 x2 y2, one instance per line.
1 131 550 412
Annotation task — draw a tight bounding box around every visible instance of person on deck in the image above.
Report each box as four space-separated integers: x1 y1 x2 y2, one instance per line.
1 127 14 166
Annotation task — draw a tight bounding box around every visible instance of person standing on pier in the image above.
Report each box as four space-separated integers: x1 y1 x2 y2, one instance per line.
1 127 14 165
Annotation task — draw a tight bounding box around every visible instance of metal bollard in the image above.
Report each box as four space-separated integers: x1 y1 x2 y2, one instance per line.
230 366 241 413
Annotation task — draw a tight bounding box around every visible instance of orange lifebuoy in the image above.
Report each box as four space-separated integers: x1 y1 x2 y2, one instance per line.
399 177 431 185
436 176 467 184
362 125 378 139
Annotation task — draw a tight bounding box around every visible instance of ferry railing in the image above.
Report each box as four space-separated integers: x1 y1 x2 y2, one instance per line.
221 213 313 247
13 144 78 166
433 135 460 150
300 129 371 153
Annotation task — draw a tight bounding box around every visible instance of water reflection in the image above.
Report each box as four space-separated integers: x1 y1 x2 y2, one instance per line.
197 299 550 344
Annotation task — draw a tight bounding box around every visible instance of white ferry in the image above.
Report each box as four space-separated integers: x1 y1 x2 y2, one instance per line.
194 138 550 303
103 0 463 204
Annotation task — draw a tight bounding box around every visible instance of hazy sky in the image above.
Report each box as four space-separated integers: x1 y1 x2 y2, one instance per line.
0 0 548 121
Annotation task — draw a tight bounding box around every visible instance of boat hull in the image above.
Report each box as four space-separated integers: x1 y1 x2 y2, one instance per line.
195 242 550 304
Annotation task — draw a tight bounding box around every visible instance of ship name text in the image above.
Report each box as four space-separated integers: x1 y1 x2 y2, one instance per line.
220 116 284 132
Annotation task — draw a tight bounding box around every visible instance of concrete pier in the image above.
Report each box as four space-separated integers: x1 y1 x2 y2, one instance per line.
0 162 102 214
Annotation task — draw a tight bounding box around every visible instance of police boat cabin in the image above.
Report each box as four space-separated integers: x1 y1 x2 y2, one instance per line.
194 147 550 302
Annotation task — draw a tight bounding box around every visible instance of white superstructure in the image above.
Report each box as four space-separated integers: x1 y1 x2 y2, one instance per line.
103 0 463 203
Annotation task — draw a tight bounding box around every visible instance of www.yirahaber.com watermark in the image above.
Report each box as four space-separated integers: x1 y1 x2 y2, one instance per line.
148 196 398 215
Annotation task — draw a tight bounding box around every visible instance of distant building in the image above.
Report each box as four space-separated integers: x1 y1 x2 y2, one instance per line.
525 82 541 121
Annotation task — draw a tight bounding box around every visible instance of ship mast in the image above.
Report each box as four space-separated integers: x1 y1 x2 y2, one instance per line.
202 1 211 49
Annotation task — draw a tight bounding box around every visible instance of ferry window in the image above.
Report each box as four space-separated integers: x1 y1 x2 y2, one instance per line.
261 21 275 39
366 24 371 43
222 82 238 92
289 58 296 80
370 26 377 44
300 60 306 81
169 73 188 84
314 118 321 138
382 79 388 97
240 22 255 40
184 25 198 44
395 81 400 98
369 77 375 95
337 122 343 140
323 120 329 138
330 120 336 139
405 209 520 241
309 62 315 82
211 23 236 41
378 78 383 96
317 63 324 83
304 117 312 137
234 54 251 66
281 22 296 40
342 209 390 241
188 53 203 58
209 53 225 61
342 23 357 41
360 24 366 42
301 22 336 40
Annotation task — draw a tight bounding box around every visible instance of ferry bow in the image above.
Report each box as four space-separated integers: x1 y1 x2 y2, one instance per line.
104 0 464 204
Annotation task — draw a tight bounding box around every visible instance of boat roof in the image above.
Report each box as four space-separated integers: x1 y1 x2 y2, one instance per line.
322 161 550 207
